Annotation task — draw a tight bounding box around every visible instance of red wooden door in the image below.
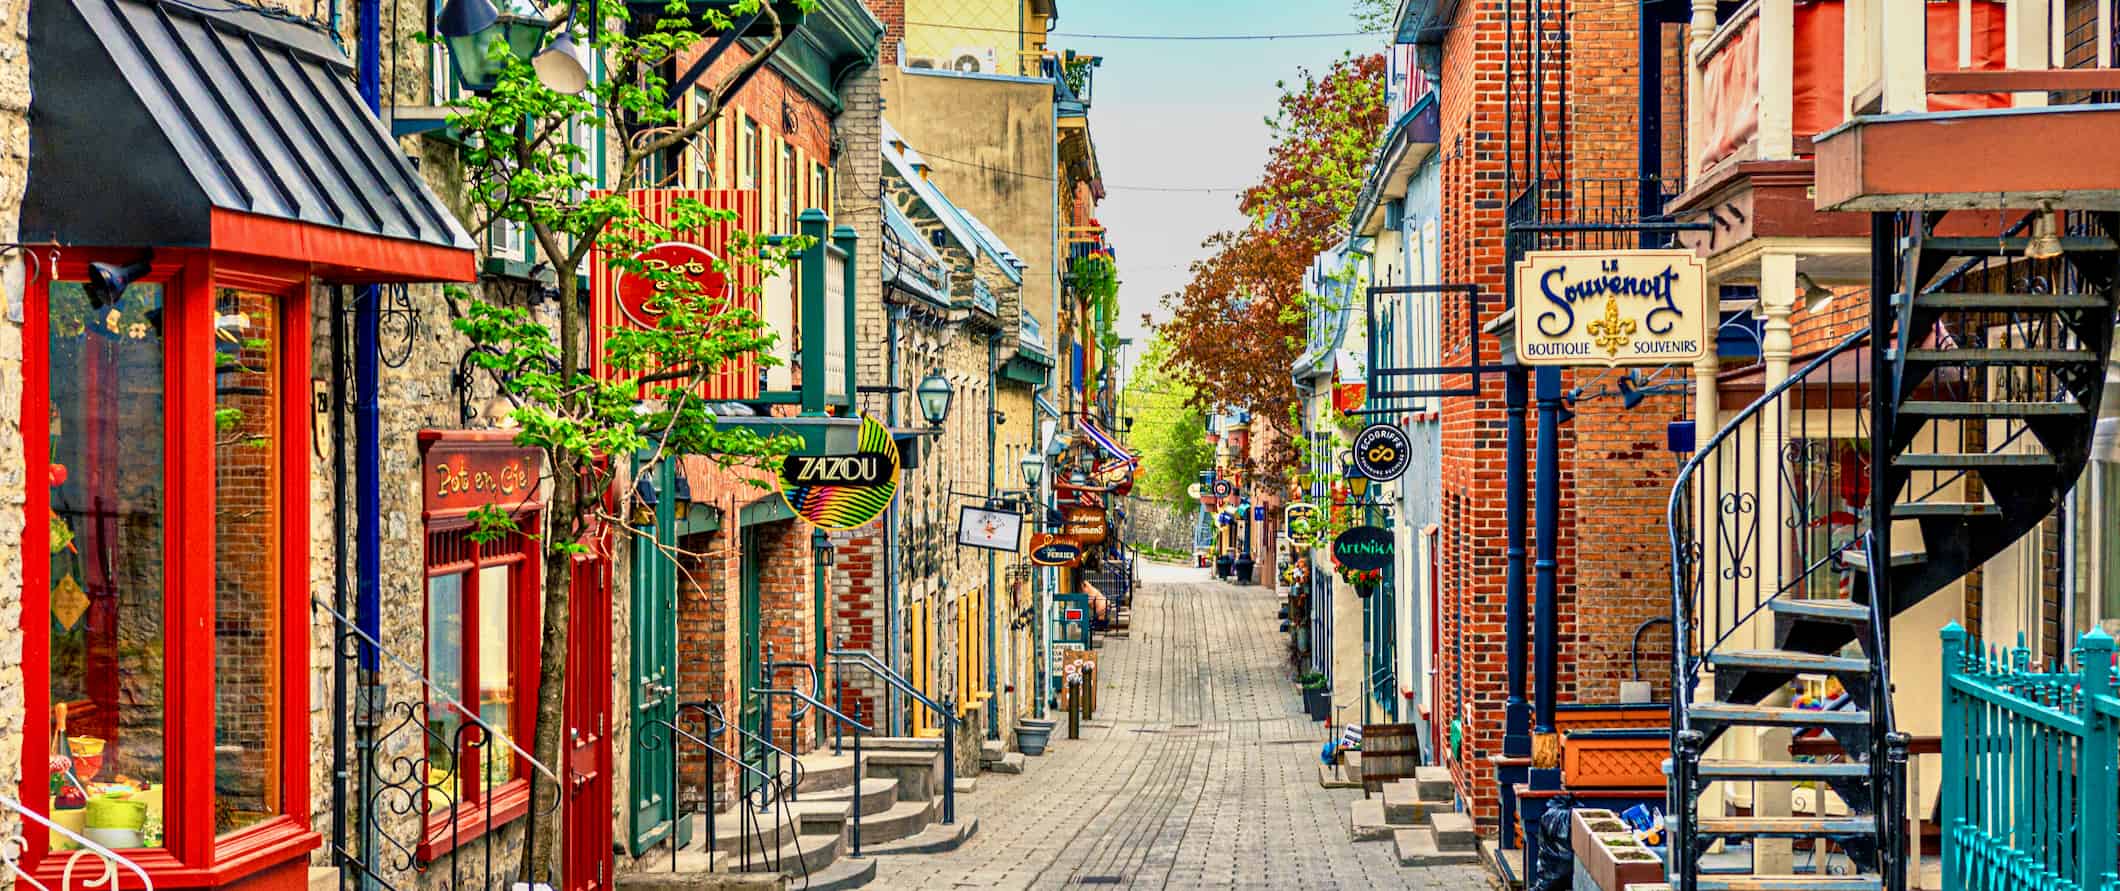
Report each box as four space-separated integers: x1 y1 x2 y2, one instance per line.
564 550 614 891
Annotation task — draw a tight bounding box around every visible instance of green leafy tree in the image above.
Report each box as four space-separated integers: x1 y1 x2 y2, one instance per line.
1122 334 1213 513
440 1 814 875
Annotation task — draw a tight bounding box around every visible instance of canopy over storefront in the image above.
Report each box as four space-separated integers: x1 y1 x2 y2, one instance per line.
24 0 476 282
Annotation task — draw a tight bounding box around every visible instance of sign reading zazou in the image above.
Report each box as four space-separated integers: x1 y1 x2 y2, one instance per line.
1513 250 1708 367
590 189 762 399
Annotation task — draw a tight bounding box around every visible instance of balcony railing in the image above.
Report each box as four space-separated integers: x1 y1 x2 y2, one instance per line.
1685 0 2117 182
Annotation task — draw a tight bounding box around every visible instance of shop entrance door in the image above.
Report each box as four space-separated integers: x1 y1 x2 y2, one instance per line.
626 458 684 853
564 548 614 891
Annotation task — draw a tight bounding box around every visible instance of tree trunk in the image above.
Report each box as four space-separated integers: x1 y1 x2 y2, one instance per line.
525 269 585 886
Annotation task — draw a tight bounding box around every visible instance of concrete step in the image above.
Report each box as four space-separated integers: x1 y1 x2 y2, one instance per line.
798 855 877 891
1349 799 1393 842
856 815 979 856
1414 765 1454 802
954 777 977 794
806 776 900 819
979 739 1007 763
1380 780 1435 825
986 752 1025 775
1317 762 1362 789
712 828 843 880
617 870 785 891
1393 828 1480 867
860 796 938 845
862 736 946 752
1695 878 1878 891
864 749 945 802
796 752 856 793
1429 811 1478 852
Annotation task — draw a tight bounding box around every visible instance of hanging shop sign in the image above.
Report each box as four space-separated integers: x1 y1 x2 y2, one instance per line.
591 189 763 399
422 432 544 519
776 411 901 530
1030 534 1084 567
1331 525 1394 572
1210 478 1234 499
1513 249 1709 367
958 505 1026 552
1352 423 1412 482
1284 503 1322 546
1064 506 1109 543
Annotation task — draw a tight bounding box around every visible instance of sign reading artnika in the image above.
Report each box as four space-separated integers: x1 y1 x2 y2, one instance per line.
1331 525 1393 572
1514 250 1708 367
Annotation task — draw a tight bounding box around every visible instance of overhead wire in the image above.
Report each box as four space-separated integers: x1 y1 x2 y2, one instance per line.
904 21 1384 41
912 148 1252 194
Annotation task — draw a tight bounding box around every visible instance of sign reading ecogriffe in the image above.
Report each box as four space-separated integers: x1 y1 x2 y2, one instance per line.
1514 250 1708 367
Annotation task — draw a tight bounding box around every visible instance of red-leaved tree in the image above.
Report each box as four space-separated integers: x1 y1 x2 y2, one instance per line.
1154 52 1387 490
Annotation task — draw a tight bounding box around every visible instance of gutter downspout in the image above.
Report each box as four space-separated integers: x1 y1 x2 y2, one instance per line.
986 334 999 740
886 303 904 736
353 3 384 885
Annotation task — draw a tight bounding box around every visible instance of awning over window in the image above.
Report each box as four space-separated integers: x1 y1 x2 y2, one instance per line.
24 0 476 282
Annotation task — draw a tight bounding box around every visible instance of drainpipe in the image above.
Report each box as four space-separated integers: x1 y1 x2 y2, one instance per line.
353 2 384 884
1033 387 1059 719
1503 367 1530 761
1531 366 1562 790
886 303 904 735
986 334 999 740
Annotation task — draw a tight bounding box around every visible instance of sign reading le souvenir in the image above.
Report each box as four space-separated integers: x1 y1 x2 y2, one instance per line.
776 412 900 530
1514 249 1709 367
1352 423 1412 482
1030 534 1084 567
1331 525 1393 572
1284 503 1321 546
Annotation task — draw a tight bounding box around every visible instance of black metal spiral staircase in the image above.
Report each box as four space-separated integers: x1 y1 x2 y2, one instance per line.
1665 210 2120 891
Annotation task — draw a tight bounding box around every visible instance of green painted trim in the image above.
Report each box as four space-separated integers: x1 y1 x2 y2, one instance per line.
676 503 723 537
1000 357 1048 387
799 209 831 416
741 494 798 526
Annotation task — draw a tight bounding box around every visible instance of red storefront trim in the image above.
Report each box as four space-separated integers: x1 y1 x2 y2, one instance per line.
21 248 317 891
211 209 477 283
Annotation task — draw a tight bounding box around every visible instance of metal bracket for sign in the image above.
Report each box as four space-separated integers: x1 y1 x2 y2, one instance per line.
1364 283 1504 401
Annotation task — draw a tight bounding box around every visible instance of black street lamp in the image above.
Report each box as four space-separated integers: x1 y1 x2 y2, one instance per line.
438 0 550 93
1020 452 1044 489
915 371 954 427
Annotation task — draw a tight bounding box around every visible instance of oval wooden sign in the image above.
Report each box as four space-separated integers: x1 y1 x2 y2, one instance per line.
1031 535 1084 567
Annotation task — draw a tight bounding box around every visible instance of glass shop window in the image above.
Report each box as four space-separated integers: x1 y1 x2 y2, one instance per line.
424 524 532 814
45 279 170 852
212 289 283 836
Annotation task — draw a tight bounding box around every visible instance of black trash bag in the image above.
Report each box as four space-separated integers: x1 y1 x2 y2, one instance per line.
1530 794 1578 891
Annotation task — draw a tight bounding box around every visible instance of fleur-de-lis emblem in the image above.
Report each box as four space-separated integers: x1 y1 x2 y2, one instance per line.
1587 298 1636 357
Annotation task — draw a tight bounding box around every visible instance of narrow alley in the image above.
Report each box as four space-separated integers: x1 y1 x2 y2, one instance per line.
867 562 1492 890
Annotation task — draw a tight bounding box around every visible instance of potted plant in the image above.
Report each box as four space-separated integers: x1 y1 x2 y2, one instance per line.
1572 808 1664 891
1338 565 1384 597
1015 718 1057 756
1298 672 1330 721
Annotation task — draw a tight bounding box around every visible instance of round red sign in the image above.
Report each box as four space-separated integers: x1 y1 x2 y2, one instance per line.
614 242 729 328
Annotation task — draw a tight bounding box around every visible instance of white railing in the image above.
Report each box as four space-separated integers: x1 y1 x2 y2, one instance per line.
0 794 155 891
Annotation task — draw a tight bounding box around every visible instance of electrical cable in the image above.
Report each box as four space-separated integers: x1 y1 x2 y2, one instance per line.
904 20 1383 40
912 148 1252 194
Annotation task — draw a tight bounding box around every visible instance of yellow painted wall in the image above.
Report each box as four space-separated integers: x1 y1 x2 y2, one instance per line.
903 0 1045 76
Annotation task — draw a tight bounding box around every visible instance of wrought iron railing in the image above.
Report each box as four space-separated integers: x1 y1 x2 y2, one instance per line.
318 597 559 891
0 793 156 891
827 648 960 825
638 714 790 876
1940 624 2120 890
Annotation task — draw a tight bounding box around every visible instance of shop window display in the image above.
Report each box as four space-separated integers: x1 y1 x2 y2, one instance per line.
44 279 170 851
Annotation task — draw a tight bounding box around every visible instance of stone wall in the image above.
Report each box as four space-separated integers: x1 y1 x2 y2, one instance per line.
1118 497 1193 553
0 0 29 841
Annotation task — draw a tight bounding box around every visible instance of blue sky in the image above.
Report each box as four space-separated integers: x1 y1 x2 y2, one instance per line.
1051 0 1379 370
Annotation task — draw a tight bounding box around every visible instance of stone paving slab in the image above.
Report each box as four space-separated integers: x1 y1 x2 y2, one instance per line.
862 563 1495 890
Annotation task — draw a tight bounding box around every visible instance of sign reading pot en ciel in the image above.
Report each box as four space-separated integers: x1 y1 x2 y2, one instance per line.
1514 250 1709 367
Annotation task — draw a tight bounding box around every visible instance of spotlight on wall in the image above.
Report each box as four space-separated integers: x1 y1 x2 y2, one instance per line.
1798 272 1834 314
87 256 153 307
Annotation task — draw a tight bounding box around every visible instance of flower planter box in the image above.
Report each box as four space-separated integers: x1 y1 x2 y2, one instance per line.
1571 809 1663 891
1562 729 1671 788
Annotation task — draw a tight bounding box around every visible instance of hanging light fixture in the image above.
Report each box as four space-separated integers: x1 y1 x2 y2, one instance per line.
1020 451 1044 489
915 371 954 427
2027 200 2064 260
439 0 548 94
532 24 590 94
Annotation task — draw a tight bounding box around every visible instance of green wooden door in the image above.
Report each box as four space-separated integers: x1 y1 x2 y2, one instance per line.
626 457 688 853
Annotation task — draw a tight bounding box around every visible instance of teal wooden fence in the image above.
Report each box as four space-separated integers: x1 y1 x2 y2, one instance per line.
1941 622 2120 891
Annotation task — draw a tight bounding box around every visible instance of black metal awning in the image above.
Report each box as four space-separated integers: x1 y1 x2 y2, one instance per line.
25 0 475 279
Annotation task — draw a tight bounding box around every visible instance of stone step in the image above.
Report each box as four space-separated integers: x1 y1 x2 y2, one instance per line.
864 749 945 802
1393 827 1480 867
986 752 1026 775
796 752 856 793
855 815 980 856
1317 761 1362 789
711 826 843 879
1413 765 1455 802
805 776 901 820
1429 811 1478 852
954 777 977 794
979 739 1007 763
1380 780 1435 825
859 796 938 845
1349 799 1393 842
617 870 785 891
798 855 877 891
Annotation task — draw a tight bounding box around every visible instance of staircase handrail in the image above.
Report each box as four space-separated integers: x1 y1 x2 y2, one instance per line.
678 701 803 797
749 687 875 736
828 647 962 727
0 793 157 891
639 717 796 878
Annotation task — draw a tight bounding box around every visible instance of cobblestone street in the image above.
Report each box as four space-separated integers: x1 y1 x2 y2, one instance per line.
866 562 1494 890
